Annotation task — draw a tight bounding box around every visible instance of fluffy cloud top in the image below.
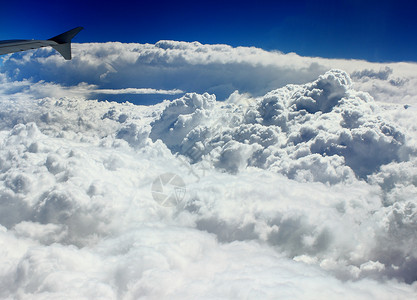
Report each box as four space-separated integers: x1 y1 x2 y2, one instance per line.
150 70 410 181
1 42 417 299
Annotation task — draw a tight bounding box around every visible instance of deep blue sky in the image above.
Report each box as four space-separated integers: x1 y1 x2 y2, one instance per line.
1 0 417 62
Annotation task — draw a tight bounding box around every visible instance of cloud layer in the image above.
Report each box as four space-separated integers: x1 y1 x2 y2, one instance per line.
1 42 417 298
1 41 417 104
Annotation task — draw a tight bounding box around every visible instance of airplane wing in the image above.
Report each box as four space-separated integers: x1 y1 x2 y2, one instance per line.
0 27 83 60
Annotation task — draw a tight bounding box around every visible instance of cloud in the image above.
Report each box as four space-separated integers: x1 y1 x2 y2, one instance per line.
2 41 417 105
0 73 182 102
92 88 183 95
351 66 394 80
1 42 417 298
150 70 410 181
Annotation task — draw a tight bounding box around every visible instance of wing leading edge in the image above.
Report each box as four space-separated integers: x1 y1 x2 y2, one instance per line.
0 27 83 60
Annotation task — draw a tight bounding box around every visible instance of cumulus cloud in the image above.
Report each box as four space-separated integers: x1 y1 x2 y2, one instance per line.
1 42 417 298
150 70 410 181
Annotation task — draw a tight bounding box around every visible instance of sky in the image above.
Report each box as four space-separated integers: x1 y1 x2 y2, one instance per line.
1 0 417 62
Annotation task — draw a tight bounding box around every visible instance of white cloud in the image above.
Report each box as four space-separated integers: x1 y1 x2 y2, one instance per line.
92 88 183 95
0 73 182 101
2 41 417 104
150 70 410 182
1 42 417 298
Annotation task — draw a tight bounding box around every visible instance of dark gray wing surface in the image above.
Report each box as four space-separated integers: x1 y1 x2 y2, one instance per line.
0 27 83 60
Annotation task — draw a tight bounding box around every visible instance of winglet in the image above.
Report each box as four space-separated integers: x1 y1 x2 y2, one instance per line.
48 27 83 60
49 27 83 44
